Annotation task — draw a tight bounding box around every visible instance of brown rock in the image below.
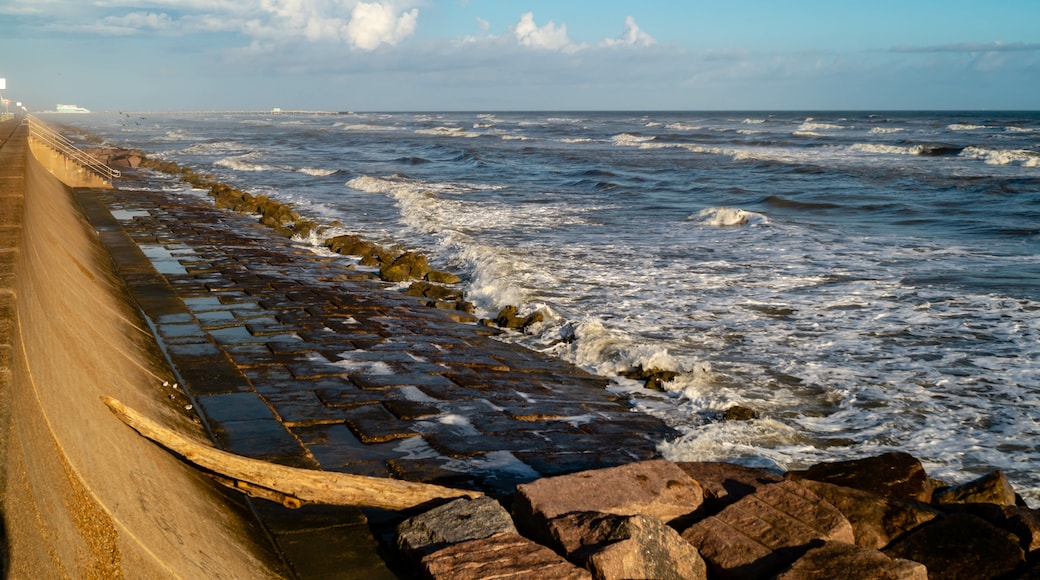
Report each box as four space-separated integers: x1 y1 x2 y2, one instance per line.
548 512 707 580
793 478 942 549
722 405 759 421
512 460 704 544
426 270 461 284
419 532 591 580
680 480 854 579
932 469 1018 507
404 281 463 302
396 497 518 560
884 512 1025 580
943 503 1040 556
495 305 525 329
777 541 927 580
380 251 430 282
676 461 783 511
620 365 678 391
791 451 933 503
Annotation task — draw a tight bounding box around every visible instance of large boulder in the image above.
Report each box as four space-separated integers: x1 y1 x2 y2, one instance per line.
681 480 854 579
777 541 927 580
396 496 517 560
419 532 591 580
547 512 707 580
790 451 933 503
940 503 1040 557
512 460 704 545
675 461 783 512
883 512 1025 580
793 477 942 549
932 469 1019 507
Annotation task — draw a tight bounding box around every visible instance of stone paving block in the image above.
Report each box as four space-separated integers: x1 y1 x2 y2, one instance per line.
196 391 277 423
313 383 387 409
292 422 396 474
350 371 458 391
419 532 591 580
241 364 295 382
253 502 370 535
513 452 629 479
414 381 483 402
341 403 420 444
383 398 442 420
387 457 482 490
258 388 347 425
421 423 547 459
210 417 314 466
174 362 253 396
275 525 398 580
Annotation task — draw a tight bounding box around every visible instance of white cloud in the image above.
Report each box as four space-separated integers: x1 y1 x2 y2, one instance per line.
602 16 655 48
513 12 578 52
345 2 418 50
17 0 420 51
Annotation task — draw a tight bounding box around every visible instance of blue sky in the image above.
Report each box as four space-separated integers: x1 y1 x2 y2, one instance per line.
0 0 1037 111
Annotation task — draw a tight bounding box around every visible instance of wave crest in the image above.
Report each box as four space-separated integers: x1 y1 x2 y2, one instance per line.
690 207 768 227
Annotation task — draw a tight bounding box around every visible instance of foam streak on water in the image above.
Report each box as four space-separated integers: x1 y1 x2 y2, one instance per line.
73 110 1040 503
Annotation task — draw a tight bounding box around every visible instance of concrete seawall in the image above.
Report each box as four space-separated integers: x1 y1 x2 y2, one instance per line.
0 118 284 577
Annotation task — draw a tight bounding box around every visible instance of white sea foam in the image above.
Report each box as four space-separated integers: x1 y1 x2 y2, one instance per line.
298 167 337 177
869 127 904 134
215 153 279 172
690 207 769 227
742 118 766 124
611 133 657 146
961 146 1040 167
415 126 482 138
666 122 702 131
339 123 401 131
178 141 249 155
797 119 846 132
948 123 990 131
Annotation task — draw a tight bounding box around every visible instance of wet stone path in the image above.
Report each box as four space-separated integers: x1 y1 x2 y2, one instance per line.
76 181 678 576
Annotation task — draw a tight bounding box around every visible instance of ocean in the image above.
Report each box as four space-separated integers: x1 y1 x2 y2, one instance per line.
65 110 1040 502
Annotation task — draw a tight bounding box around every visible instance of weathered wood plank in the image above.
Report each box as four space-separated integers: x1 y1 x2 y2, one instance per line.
102 396 483 510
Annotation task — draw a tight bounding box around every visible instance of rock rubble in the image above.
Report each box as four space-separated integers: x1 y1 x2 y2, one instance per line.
396 452 1037 579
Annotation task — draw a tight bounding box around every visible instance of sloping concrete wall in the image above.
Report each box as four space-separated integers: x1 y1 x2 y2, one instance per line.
0 119 285 577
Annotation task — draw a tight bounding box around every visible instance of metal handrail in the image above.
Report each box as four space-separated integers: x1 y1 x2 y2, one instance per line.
23 114 121 182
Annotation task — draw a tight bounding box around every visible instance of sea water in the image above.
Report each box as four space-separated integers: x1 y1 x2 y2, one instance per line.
69 110 1040 502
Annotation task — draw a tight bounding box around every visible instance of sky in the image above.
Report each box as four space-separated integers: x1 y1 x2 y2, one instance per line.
0 0 1038 112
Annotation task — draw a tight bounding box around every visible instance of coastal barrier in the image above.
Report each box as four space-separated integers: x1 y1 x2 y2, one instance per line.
0 118 284 577
2 116 1039 578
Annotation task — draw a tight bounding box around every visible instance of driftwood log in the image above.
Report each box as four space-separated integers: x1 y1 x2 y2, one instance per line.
101 396 483 510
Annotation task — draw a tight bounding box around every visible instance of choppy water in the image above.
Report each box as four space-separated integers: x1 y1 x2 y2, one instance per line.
64 110 1040 501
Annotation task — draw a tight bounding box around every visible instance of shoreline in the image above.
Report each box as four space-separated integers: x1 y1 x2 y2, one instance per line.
4 117 1038 576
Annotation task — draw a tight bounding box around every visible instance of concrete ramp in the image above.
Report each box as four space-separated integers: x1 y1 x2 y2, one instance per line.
0 118 285 577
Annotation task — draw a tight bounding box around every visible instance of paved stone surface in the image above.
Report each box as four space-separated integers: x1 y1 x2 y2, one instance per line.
73 176 679 577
